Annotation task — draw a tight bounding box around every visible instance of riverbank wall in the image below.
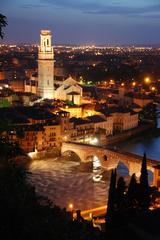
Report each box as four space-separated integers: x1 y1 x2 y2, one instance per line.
27 148 60 160
106 122 155 145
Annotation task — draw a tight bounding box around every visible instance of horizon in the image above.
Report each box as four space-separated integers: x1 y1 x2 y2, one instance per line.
1 40 160 48
1 0 160 45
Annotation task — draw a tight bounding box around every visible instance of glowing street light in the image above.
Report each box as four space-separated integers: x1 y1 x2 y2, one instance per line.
151 86 156 91
132 82 136 87
109 79 115 85
144 77 150 84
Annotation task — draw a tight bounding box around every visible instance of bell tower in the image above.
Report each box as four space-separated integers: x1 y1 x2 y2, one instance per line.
38 30 54 99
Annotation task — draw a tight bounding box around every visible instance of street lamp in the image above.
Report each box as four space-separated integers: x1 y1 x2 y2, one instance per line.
69 203 73 210
144 77 150 84
68 203 74 220
132 81 136 87
151 86 156 91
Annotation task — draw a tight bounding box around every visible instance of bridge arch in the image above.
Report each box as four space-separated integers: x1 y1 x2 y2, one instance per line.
117 161 129 176
62 150 81 162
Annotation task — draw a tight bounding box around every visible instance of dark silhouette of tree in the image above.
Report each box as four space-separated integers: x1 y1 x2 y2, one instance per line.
0 13 7 39
139 153 150 210
116 176 126 209
139 103 157 126
106 169 117 228
127 173 138 209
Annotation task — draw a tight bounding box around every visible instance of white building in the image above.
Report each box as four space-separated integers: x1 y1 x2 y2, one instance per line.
38 30 54 99
55 76 82 105
87 115 113 136
112 111 138 132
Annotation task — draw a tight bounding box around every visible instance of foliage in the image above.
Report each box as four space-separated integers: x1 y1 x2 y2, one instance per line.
139 152 150 210
106 169 117 228
127 173 139 209
116 176 126 209
0 13 7 39
139 103 157 125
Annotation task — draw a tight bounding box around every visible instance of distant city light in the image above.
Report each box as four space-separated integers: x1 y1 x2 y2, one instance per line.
109 79 115 85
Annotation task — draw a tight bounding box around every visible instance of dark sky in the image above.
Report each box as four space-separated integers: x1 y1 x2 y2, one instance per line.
1 0 160 45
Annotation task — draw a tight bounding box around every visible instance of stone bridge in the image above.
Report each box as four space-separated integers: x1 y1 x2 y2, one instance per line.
61 142 159 176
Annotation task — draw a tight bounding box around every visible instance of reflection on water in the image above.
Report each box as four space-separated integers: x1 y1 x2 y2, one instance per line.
93 156 103 182
28 157 110 210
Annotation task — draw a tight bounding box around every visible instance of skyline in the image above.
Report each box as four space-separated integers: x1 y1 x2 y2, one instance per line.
1 0 160 45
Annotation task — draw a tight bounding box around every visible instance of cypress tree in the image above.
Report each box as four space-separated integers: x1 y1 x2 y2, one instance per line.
127 174 138 209
139 152 150 211
106 169 117 228
116 177 126 209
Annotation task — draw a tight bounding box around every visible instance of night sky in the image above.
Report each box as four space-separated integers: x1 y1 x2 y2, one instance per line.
1 0 160 45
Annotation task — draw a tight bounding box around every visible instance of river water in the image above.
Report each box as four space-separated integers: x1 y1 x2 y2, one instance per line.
29 157 110 210
28 121 160 210
116 118 160 161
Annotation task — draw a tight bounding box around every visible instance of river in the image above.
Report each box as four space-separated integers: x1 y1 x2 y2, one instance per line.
28 156 110 210
116 118 160 161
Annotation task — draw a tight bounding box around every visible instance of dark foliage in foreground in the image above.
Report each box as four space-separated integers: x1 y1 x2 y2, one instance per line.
0 13 7 39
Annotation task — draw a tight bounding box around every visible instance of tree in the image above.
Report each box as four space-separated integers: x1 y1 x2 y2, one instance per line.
106 169 117 228
116 177 126 209
139 153 150 210
0 13 7 39
127 174 138 209
139 103 157 126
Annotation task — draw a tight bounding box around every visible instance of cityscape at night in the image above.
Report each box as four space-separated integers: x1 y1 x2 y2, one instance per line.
1 1 160 240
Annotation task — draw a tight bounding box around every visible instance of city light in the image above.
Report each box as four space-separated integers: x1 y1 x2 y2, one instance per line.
151 86 156 91
144 77 150 84
63 136 68 141
132 82 136 87
109 79 115 85
90 137 98 145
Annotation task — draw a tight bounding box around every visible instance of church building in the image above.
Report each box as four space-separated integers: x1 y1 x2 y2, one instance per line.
55 76 82 105
37 30 82 104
